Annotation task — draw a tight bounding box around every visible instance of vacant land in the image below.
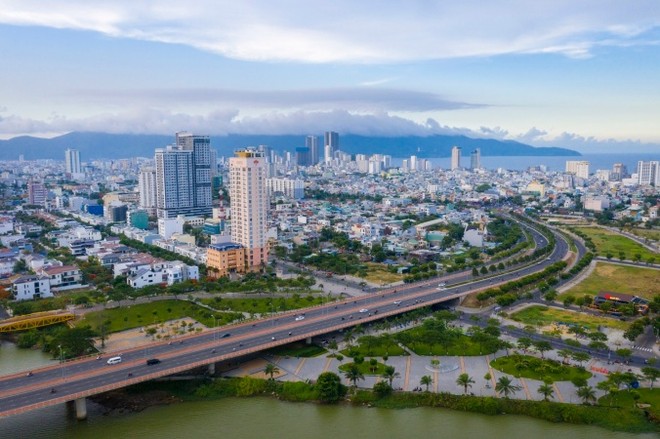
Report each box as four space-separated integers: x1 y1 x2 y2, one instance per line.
628 228 660 242
360 263 403 286
78 300 242 333
510 305 629 331
573 227 657 260
562 262 659 300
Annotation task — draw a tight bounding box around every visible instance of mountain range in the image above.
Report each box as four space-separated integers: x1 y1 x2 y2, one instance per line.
0 132 580 160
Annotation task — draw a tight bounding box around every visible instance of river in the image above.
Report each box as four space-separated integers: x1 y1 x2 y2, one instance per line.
0 341 655 439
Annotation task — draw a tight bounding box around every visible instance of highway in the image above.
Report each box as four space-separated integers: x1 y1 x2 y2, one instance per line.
0 221 570 418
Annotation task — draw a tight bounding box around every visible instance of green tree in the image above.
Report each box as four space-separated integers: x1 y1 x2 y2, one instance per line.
576 386 597 405
420 375 433 391
382 365 400 387
344 364 365 389
373 381 393 398
537 383 555 401
615 348 632 362
315 372 345 403
641 367 660 389
456 373 475 394
264 363 280 380
533 341 553 359
495 376 521 398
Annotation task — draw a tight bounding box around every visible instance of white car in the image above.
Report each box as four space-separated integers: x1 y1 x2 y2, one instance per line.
295 315 305 321
359 308 369 313
393 301 402 305
438 282 447 287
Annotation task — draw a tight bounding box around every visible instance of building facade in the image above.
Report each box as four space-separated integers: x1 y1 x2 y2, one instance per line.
565 160 590 179
65 148 81 176
470 148 481 170
324 131 339 164
637 161 659 186
451 146 461 170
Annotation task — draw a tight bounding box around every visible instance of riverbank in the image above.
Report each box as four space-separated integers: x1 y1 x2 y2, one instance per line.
97 377 659 434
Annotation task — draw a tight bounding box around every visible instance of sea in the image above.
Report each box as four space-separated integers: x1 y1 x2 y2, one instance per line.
393 153 659 172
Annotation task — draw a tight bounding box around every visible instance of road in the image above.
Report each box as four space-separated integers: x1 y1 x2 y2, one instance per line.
0 221 570 418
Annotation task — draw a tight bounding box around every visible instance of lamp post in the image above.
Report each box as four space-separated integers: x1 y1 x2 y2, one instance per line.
58 344 64 380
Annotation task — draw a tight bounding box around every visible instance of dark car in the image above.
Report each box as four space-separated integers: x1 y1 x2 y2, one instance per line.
222 333 231 338
146 358 161 366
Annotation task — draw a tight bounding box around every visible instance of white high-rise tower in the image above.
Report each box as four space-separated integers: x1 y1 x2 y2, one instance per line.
451 146 461 170
65 149 81 176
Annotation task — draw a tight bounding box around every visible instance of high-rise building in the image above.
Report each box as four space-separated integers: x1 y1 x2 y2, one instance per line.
138 167 157 213
324 131 339 164
27 179 47 206
637 161 659 186
306 135 319 164
229 148 269 271
155 132 213 219
611 163 627 181
295 147 312 166
565 160 590 179
451 146 461 170
470 148 481 170
65 148 81 175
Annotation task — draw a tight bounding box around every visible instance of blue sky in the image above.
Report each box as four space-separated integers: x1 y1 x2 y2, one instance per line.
1 1 659 153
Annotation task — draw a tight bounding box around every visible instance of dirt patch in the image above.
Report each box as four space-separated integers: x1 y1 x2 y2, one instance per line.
90 389 182 414
459 291 484 308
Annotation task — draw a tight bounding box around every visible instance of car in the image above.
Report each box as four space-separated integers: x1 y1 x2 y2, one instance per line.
271 336 276 340
106 356 122 365
438 282 446 287
146 358 161 366
359 308 368 313
222 333 231 338
437 286 447 290
393 301 401 305
295 315 305 321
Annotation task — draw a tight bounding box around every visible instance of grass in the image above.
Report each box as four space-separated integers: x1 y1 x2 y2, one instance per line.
338 360 387 376
573 227 658 260
510 305 629 331
360 262 403 286
562 261 660 301
77 300 243 333
199 295 335 315
490 354 592 383
400 329 500 356
267 342 327 358
599 388 660 419
628 228 660 242
342 339 407 358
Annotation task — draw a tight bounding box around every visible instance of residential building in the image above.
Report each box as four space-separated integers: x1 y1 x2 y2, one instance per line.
306 135 319 164
565 160 590 179
637 160 659 186
324 131 339 164
470 148 481 170
206 243 246 277
158 217 185 240
64 148 82 177
138 167 157 213
11 275 53 301
39 265 83 291
27 180 47 206
266 177 305 199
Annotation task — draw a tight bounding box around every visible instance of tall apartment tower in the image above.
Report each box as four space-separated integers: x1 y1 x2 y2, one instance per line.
324 131 339 164
611 163 627 181
306 135 319 164
565 160 590 179
229 149 269 271
451 146 461 170
470 148 481 170
155 132 213 219
138 167 157 213
27 179 47 206
65 148 81 175
637 161 660 186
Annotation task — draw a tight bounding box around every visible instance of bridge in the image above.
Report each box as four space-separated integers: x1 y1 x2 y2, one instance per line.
0 310 75 333
0 223 574 420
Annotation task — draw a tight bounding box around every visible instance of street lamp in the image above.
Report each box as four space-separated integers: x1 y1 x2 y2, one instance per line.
58 344 64 380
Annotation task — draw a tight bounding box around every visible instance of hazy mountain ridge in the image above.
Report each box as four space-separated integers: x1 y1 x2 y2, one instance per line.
0 132 580 160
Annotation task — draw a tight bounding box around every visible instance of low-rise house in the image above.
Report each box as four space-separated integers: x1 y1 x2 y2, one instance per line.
11 275 53 300
39 265 84 291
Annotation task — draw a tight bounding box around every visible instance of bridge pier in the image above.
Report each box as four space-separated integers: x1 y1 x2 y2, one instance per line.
208 362 216 375
75 397 87 420
305 337 312 345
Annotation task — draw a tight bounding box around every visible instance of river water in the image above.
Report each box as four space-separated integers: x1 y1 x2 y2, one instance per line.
0 341 656 438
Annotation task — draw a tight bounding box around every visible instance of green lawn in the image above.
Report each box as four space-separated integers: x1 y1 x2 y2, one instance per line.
77 300 243 333
267 342 327 358
199 295 335 315
599 388 660 419
338 360 387 376
573 227 658 260
342 337 407 358
628 228 660 242
399 329 500 356
562 262 660 301
490 354 592 383
510 305 629 331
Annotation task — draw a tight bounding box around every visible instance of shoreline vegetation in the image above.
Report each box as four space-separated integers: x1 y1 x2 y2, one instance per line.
100 377 659 434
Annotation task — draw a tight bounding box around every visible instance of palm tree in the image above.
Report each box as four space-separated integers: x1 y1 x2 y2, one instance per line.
456 373 475 394
381 365 400 387
495 376 521 398
264 363 280 380
420 375 433 392
576 386 597 405
537 383 554 401
344 364 365 389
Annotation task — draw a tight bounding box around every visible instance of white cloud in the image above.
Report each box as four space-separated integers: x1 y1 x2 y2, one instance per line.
1 1 658 62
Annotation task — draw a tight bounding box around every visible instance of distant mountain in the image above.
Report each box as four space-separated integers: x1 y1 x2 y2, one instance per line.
0 131 580 160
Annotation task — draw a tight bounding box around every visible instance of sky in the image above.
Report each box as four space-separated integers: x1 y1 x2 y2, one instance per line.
1 1 659 153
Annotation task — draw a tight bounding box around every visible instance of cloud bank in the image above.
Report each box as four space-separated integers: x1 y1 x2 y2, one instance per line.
1 1 659 62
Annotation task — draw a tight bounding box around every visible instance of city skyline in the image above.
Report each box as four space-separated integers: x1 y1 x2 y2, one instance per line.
0 1 659 154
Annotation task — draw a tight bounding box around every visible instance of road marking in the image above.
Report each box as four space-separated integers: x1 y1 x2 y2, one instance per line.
293 358 307 378
433 357 439 393
460 356 466 374
403 356 411 391
553 383 564 403
322 357 332 373
519 378 532 400
485 355 497 388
